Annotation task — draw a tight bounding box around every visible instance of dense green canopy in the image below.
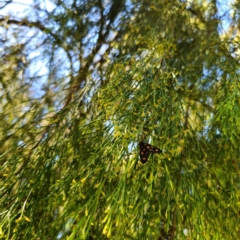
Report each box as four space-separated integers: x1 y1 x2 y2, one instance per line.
0 0 240 239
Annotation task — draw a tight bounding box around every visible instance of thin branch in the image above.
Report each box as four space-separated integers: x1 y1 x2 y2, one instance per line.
0 16 61 43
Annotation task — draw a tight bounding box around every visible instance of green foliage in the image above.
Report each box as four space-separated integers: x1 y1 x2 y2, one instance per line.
0 0 240 239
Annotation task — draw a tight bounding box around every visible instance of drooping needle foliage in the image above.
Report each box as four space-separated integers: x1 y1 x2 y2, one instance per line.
0 0 240 239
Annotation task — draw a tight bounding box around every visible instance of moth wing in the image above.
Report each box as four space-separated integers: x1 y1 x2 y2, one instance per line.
145 143 161 153
139 142 150 163
140 150 150 163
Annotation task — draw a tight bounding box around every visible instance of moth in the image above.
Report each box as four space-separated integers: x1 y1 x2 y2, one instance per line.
139 142 162 163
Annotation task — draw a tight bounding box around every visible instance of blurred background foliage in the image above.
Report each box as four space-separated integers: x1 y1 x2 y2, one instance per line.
0 0 240 239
